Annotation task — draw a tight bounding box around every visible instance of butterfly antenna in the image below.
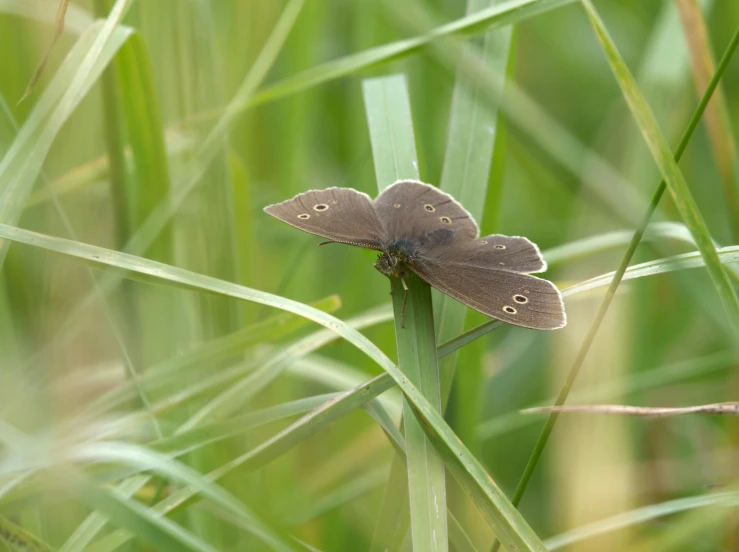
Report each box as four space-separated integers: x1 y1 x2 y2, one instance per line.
318 240 336 246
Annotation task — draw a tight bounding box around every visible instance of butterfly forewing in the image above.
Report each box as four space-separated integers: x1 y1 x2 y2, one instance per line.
410 257 566 330
374 180 478 244
264 188 385 249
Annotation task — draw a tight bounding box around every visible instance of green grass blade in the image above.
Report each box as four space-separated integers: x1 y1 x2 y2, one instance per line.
0 222 550 550
363 74 447 552
0 0 93 35
582 0 739 333
436 0 512 408
363 75 420 183
73 472 217 552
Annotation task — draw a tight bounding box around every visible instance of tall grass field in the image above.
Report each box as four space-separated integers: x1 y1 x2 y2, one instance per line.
1 0 739 550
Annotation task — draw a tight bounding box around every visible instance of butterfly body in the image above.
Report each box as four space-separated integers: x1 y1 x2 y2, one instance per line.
264 180 566 330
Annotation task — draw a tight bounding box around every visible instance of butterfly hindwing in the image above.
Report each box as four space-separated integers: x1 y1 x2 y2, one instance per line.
419 234 547 274
264 187 385 249
409 256 565 330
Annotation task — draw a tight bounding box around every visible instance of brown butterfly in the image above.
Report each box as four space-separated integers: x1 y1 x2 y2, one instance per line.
264 180 566 330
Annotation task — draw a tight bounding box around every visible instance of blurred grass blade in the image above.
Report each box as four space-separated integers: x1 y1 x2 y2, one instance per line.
0 0 93 35
563 245 739 296
379 0 646 226
249 0 577 109
84 295 342 415
545 490 739 551
0 513 52 551
178 305 395 430
0 16 133 268
83 377 396 552
436 0 512 407
676 0 739 241
542 221 716 265
72 441 298 551
363 74 447 552
582 0 739 333
23 0 305 375
59 475 146 552
363 76 420 183
73 472 218 552
18 0 70 104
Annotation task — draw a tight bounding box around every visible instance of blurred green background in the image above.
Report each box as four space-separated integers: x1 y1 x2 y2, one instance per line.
1 0 739 550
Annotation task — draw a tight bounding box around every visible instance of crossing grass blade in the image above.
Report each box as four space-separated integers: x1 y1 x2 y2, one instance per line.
247 0 577 111
363 74 448 552
581 0 739 334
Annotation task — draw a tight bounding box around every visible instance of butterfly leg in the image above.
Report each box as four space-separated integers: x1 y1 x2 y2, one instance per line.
400 272 409 328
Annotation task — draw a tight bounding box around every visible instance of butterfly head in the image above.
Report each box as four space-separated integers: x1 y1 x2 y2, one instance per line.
374 242 413 279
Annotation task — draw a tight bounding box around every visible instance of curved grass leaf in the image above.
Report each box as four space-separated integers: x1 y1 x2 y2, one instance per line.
0 224 548 549
363 74 448 552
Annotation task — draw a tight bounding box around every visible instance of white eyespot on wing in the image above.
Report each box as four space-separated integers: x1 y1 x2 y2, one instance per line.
502 305 517 314
313 203 329 211
440 216 452 224
298 213 310 219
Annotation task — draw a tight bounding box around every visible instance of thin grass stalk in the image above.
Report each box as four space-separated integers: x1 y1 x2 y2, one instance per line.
363 74 448 552
584 0 739 331
489 19 739 552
